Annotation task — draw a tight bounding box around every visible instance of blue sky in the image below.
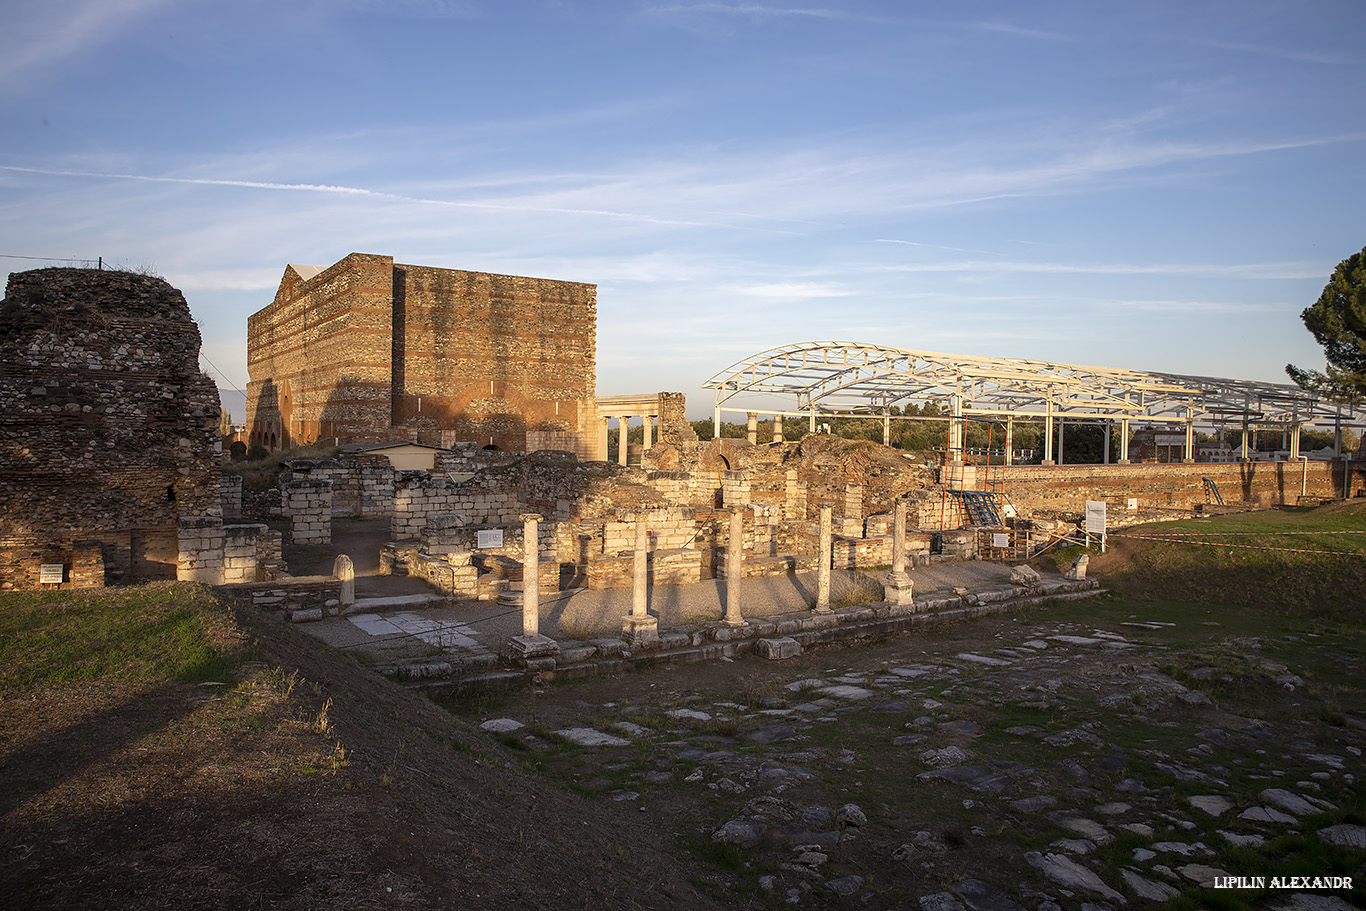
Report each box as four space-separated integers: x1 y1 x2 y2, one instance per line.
2 0 1363 421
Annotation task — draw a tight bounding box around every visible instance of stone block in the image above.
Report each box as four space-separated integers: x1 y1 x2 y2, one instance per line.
755 637 802 660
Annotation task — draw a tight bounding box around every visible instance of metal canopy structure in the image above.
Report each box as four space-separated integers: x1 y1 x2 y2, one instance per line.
702 341 1363 463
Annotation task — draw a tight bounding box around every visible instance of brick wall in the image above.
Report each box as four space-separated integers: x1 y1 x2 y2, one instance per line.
246 253 598 456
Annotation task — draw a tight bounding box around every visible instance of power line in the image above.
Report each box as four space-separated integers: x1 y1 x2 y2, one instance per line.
199 350 246 400
1 253 100 265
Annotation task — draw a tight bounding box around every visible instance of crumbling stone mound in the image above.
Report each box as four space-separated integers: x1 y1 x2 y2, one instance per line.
0 268 221 588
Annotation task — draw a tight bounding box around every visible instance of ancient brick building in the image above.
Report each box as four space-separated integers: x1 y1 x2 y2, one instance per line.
246 253 598 457
0 268 222 589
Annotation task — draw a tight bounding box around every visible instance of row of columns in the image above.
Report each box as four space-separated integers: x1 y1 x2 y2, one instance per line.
744 412 786 445
599 412 657 464
511 501 919 661
717 404 1327 466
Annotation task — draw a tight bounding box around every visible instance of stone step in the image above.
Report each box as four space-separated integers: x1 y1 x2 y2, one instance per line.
352 593 448 611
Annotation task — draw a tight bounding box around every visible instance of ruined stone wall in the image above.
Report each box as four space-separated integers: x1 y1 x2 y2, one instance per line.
0 268 221 589
246 253 598 457
995 461 1350 513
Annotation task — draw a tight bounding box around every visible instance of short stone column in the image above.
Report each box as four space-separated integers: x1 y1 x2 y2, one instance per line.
622 518 659 646
747 412 758 444
815 505 832 612
722 508 746 627
509 513 559 661
643 415 653 450
333 554 355 611
1065 553 1089 581
617 418 630 465
882 500 915 606
772 415 784 444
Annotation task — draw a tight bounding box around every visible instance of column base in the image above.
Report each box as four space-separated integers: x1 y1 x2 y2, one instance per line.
883 571 915 605
621 615 659 647
1116 459 1131 465
719 618 749 628
508 635 560 661
1041 459 1056 466
1182 458 1195 464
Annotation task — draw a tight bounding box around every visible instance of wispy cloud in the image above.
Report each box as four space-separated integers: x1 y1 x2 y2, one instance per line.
0 164 719 229
335 0 481 18
873 259 1325 281
969 21 1067 41
1199 39 1348 66
0 0 175 87
643 3 859 21
726 281 854 299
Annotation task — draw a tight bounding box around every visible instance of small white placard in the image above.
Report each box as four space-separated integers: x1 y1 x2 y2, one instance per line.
1127 497 1138 511
992 533 1010 549
1085 500 1107 535
476 528 504 549
1002 504 1017 518
40 564 65 584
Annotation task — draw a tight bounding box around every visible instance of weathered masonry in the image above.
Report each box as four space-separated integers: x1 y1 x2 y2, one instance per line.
246 253 599 458
0 268 223 589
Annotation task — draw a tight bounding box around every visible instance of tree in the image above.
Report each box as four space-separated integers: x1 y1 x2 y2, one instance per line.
1287 246 1366 399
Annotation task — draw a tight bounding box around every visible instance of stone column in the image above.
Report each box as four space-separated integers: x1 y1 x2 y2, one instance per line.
1043 397 1055 465
815 505 832 612
746 412 757 445
1240 423 1250 462
1058 419 1066 466
1118 418 1132 464
599 416 610 462
643 414 653 450
509 513 558 661
883 411 891 446
1004 415 1014 466
333 554 355 611
722 509 746 627
882 500 914 606
623 517 659 646
772 415 784 444
617 417 629 465
1184 409 1196 463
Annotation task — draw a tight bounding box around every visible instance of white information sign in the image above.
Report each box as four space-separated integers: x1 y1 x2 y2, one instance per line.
1084 500 1107 535
1155 433 1185 446
991 533 1010 549
476 529 504 549
39 564 65 584
1126 497 1138 511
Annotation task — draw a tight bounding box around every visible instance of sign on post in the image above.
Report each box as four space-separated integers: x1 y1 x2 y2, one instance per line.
39 564 65 584
1084 500 1107 552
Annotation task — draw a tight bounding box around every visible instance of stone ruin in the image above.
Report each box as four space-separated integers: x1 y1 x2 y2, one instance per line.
0 266 1092 671
0 268 225 589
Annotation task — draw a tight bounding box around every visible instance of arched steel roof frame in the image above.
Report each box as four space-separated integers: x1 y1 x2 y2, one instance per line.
702 341 1362 428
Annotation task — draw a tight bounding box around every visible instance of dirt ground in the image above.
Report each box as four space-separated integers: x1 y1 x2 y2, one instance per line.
4 509 1364 910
